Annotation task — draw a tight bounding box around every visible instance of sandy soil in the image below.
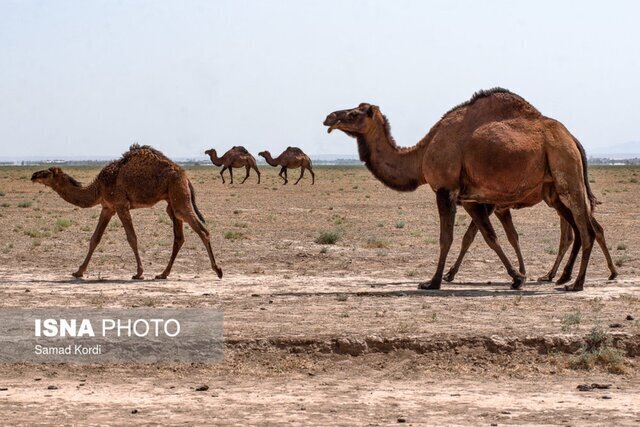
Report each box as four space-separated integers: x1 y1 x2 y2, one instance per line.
0 165 638 425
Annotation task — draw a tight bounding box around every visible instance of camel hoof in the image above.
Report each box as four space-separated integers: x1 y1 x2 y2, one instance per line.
443 271 456 282
556 275 572 285
564 284 584 292
215 268 223 279
537 274 553 282
132 275 144 280
608 272 618 280
511 275 526 290
71 271 84 279
418 281 440 290
155 274 168 280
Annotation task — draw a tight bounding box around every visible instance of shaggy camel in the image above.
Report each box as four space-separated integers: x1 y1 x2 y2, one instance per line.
325 88 599 291
444 205 617 284
31 144 223 280
258 147 315 185
205 146 261 184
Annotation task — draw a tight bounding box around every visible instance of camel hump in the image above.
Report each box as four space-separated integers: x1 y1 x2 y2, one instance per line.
443 87 541 119
286 146 304 154
125 144 171 161
232 146 250 154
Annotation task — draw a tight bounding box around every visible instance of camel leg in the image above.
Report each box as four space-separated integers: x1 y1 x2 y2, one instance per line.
156 205 184 280
228 167 234 184
117 208 144 280
556 196 595 292
444 221 479 282
592 217 618 280
308 167 315 185
177 210 223 279
418 189 456 290
464 203 526 289
294 167 305 185
73 207 114 278
495 209 526 276
219 167 227 184
538 217 573 282
556 222 581 285
253 165 261 184
240 165 250 184
279 167 288 184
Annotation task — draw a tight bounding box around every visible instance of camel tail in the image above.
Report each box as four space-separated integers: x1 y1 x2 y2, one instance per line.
572 136 597 211
188 180 206 224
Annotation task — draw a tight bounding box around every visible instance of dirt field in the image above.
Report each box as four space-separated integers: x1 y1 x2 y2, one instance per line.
0 164 639 425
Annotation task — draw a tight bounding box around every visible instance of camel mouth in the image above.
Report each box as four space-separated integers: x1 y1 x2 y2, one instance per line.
327 121 341 134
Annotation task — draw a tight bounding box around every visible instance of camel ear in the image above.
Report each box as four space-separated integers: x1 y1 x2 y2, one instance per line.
48 167 62 176
367 105 378 118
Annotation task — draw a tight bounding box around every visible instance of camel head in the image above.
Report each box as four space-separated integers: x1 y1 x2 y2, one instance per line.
324 103 380 136
31 167 63 187
257 151 269 159
204 149 216 157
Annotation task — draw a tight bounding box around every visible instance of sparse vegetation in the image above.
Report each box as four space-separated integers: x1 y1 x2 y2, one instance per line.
336 294 348 302
544 245 558 255
54 218 72 231
17 201 32 208
614 255 629 267
24 229 49 239
366 236 389 249
561 310 581 331
315 229 341 245
616 243 627 251
224 230 246 240
569 326 627 374
395 220 405 229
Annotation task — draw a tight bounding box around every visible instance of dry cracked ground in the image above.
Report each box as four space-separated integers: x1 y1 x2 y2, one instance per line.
0 165 639 425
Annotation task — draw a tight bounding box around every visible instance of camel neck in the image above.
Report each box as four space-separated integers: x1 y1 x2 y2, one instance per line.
264 153 280 166
356 121 427 192
208 153 224 166
51 178 100 208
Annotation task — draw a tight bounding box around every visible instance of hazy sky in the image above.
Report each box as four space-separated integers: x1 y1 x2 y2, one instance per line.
1 0 639 159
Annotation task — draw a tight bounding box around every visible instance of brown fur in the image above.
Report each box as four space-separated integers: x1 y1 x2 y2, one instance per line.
205 146 261 184
325 89 601 291
258 147 315 185
31 144 223 280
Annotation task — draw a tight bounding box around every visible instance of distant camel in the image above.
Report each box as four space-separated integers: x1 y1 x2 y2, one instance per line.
31 144 223 280
205 146 261 184
258 147 315 185
325 88 603 291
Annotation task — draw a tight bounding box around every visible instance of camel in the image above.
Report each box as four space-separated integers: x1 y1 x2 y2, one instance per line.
444 205 617 284
205 146 261 184
258 147 315 185
31 144 223 280
325 88 599 291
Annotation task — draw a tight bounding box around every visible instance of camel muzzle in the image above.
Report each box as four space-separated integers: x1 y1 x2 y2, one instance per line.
324 114 341 133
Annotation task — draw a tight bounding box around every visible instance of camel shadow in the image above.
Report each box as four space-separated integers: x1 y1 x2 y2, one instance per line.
272 280 558 299
6 278 163 286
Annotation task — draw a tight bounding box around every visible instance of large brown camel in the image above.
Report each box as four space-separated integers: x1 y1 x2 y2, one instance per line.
205 146 261 184
258 147 315 185
443 204 617 284
31 144 223 280
324 88 599 291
